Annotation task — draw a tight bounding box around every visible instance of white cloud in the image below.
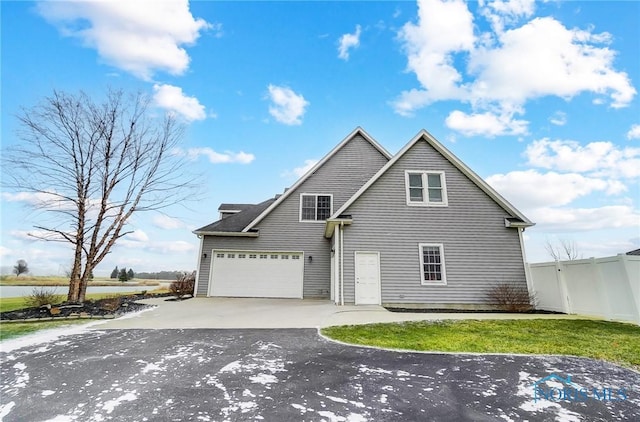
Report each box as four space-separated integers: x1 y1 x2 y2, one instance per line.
0 246 11 257
126 230 149 242
153 84 206 121
486 170 626 209
467 17 635 109
37 0 211 80
394 1 636 130
445 109 528 136
147 240 195 253
627 124 640 140
266 85 309 125
396 0 473 108
480 0 536 34
338 25 362 60
528 205 640 232
549 111 567 126
1 191 62 207
525 138 640 178
152 215 185 230
173 147 255 164
282 159 319 178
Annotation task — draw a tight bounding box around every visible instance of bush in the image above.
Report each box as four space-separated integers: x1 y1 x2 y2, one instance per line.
25 287 62 308
485 282 536 312
169 272 195 300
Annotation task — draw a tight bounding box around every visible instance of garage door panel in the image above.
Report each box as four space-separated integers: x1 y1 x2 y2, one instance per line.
210 251 304 298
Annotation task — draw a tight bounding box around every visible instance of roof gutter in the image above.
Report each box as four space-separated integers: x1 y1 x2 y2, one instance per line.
193 230 260 237
504 218 535 229
325 218 352 238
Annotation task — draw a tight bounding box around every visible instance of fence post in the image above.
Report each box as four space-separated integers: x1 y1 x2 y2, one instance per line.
555 260 571 314
592 257 613 321
618 254 640 324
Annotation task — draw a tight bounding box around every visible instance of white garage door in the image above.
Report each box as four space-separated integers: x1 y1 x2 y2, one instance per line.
209 250 304 298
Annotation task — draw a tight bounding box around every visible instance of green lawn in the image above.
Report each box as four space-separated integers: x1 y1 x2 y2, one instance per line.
0 319 92 341
322 319 640 370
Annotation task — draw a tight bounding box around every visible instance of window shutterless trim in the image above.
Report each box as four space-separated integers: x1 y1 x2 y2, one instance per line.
418 243 447 285
405 170 448 207
299 193 334 222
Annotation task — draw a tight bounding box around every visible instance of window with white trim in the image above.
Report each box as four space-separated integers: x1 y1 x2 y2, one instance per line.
405 171 447 206
419 243 446 285
300 194 332 221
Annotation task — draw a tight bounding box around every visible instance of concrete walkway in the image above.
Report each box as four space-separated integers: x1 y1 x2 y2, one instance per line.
96 297 586 329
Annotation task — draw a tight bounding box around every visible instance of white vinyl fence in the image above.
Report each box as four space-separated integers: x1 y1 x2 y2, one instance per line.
529 254 640 325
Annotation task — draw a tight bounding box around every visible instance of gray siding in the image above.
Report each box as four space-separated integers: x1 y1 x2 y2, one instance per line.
196 134 389 298
341 140 527 306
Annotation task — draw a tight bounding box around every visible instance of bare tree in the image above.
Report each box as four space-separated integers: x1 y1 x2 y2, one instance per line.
13 259 29 277
2 88 197 302
544 238 582 261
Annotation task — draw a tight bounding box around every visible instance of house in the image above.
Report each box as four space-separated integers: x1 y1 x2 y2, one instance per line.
193 128 534 308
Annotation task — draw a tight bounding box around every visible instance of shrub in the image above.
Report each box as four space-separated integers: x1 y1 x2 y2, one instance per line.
169 272 195 300
485 282 536 312
25 287 62 308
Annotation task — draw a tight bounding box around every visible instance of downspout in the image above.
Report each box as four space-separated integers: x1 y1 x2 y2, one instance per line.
194 234 204 297
340 221 345 306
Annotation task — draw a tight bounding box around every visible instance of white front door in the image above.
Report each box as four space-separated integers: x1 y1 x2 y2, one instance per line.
355 252 381 305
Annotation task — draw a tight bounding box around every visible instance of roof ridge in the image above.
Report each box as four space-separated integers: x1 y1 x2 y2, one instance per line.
241 127 391 232
331 129 533 226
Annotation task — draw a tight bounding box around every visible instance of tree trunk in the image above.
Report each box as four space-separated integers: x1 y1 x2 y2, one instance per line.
78 276 88 303
68 276 82 302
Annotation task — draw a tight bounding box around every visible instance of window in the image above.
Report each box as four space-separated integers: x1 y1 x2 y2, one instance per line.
216 253 225 258
249 254 257 259
238 254 246 259
405 171 447 206
300 194 333 221
227 253 235 259
419 243 446 285
292 255 300 260
259 254 268 259
270 255 278 259
282 255 289 259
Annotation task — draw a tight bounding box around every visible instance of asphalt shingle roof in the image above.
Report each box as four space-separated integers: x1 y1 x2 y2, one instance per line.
194 197 276 233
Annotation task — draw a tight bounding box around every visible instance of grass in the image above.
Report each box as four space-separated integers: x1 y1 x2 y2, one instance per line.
0 319 92 342
322 319 640 370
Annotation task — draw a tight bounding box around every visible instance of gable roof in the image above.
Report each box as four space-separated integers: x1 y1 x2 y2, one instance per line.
627 248 640 256
331 129 534 226
193 197 276 235
241 127 391 232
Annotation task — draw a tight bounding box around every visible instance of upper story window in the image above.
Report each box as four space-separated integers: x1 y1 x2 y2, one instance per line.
405 171 447 206
300 194 332 222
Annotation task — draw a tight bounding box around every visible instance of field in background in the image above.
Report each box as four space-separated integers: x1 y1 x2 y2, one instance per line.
0 275 170 286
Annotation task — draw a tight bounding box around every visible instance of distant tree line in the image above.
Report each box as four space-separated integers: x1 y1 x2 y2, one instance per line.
110 266 135 282
135 270 194 280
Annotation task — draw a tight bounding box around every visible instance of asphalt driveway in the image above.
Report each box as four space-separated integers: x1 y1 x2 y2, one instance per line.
1 328 639 421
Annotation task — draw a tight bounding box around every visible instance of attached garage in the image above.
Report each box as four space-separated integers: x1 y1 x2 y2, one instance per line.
209 250 304 298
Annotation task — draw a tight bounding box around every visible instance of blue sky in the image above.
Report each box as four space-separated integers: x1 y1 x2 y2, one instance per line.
1 0 639 276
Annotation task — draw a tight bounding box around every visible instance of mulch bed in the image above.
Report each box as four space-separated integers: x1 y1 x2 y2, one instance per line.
0 292 175 321
385 307 564 314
